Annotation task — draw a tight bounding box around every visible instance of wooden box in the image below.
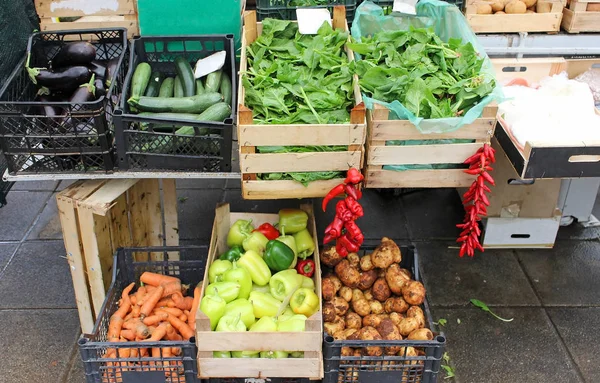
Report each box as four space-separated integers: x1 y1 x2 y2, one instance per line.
196 203 323 379
238 9 366 200
35 0 139 39
364 104 497 189
465 0 563 33
57 179 178 333
492 57 568 84
562 0 600 32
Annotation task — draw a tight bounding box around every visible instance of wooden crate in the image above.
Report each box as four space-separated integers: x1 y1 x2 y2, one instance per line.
238 9 366 200
563 0 600 32
35 0 139 39
566 58 600 78
364 104 497 189
57 179 178 333
196 203 323 379
465 0 563 33
492 57 567 84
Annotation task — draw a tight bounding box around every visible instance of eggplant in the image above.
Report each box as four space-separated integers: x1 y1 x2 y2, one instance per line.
94 78 106 98
69 74 97 103
105 58 119 88
31 66 92 90
88 60 107 79
51 42 96 68
37 96 63 118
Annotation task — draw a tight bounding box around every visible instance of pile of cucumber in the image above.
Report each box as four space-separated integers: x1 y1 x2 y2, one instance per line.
126 56 232 137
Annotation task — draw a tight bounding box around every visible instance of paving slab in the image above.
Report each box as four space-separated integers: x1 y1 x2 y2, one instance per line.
547 308 600 383
0 241 75 309
401 188 465 240
177 188 224 240
516 240 600 306
557 223 600 240
0 309 80 383
419 242 539 307
0 243 18 271
27 193 62 240
0 191 51 240
66 351 85 383
432 307 583 383
11 180 58 191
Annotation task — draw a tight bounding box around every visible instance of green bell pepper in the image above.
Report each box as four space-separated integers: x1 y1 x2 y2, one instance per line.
205 281 241 303
278 307 295 321
223 262 252 299
249 291 281 318
289 351 304 358
252 283 271 294
269 269 302 301
213 351 231 358
275 229 298 269
293 229 315 259
216 313 246 332
278 209 308 234
227 219 254 247
219 245 244 262
208 259 233 283
249 316 278 332
300 275 315 290
277 314 307 332
264 240 296 272
232 351 260 358
260 351 289 358
237 250 271 286
199 294 226 330
224 298 256 329
290 287 319 317
242 231 269 255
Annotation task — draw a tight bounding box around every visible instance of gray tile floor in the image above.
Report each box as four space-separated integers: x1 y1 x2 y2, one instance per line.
0 182 598 383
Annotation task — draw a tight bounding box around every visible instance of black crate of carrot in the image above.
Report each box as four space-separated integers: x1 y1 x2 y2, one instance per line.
0 28 128 175
114 35 235 172
78 246 208 383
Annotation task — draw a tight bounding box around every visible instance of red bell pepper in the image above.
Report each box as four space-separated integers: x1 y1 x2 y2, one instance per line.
296 259 315 278
253 223 280 240
322 184 345 212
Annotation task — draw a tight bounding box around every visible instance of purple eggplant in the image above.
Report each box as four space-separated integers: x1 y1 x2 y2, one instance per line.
94 78 106 98
69 74 96 103
37 96 63 118
51 42 96 68
29 66 92 91
105 57 119 88
88 60 107 79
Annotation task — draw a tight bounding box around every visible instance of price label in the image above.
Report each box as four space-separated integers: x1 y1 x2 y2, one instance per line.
393 0 418 14
296 8 332 34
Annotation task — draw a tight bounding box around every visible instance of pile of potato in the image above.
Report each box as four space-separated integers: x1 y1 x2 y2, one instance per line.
473 0 553 14
320 238 433 358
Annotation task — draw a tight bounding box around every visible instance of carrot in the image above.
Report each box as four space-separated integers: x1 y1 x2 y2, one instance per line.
120 329 136 341
155 297 174 308
188 286 201 331
172 292 193 310
147 322 169 341
165 314 194 340
123 318 150 339
136 285 147 303
124 312 133 321
143 312 168 326
162 281 183 297
140 272 180 287
130 347 139 358
131 304 141 318
118 345 131 358
179 313 187 322
114 283 135 320
155 307 183 317
140 285 164 318
107 316 124 342
130 295 137 306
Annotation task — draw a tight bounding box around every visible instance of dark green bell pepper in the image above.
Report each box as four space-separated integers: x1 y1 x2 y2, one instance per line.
219 245 244 262
264 240 295 272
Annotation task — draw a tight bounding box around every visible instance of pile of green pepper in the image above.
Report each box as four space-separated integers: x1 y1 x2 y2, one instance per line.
200 208 320 359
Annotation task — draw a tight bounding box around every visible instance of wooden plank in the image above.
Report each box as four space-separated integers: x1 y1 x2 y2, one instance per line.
241 151 362 173
162 179 179 260
128 180 150 261
239 124 366 146
562 8 600 32
40 16 138 39
242 178 346 200
84 179 138 216
196 331 322 352
76 205 105 318
108 194 132 250
57 179 106 200
465 12 562 33
368 143 483 166
491 58 567 84
92 213 114 292
365 168 476 188
35 0 136 17
140 179 165 261
198 357 322 379
370 118 494 141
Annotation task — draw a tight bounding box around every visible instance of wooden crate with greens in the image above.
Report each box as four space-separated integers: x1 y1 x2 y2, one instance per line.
238 8 366 200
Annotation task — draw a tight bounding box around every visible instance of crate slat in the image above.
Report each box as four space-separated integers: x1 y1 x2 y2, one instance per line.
465 0 563 33
366 168 476 188
492 57 568 84
562 4 600 32
198 357 322 379
40 16 139 39
35 0 136 17
242 151 363 173
239 123 366 146
242 178 344 200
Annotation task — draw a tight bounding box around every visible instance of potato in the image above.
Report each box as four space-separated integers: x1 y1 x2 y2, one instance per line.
385 264 411 295
359 254 374 271
406 306 425 328
363 289 374 301
376 268 386 278
352 289 364 302
320 246 343 267
357 269 378 290
332 297 350 316
523 0 536 7
403 281 426 306
345 312 362 329
341 347 354 357
329 275 342 292
389 312 405 327
370 300 384 314
352 348 362 357
372 278 391 302
335 260 361 288
408 328 434 341
324 316 345 336
362 314 383 328
397 317 420 336
384 297 409 314
339 286 353 302
347 253 360 268
398 346 418 358
358 327 383 356
505 0 526 13
376 318 402 355
491 0 505 11
400 268 412 279
335 328 358 341
371 237 400 269
322 277 339 301
476 2 493 13
323 302 337 322
352 298 371 317
495 10 506 13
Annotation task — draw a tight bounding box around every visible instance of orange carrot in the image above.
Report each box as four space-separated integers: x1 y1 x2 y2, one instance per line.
135 285 147 303
123 318 150 339
140 272 180 287
130 347 138 358
161 281 182 297
118 345 131 358
120 329 136 341
142 312 168 326
179 313 187 322
140 285 164 318
131 304 141 318
188 286 201 331
155 297 174 308
155 307 183 317
107 316 124 342
114 283 135 320
165 314 194 340
124 312 133 321
172 292 193 310
130 295 137 306
147 322 169 341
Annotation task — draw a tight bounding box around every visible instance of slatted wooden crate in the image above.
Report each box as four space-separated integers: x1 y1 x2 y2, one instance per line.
465 0 563 33
35 0 139 39
562 0 600 32
56 179 178 333
196 203 323 379
238 9 366 200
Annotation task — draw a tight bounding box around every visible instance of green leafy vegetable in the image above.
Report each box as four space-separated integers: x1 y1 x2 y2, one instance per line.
470 299 514 322
442 352 455 380
434 318 447 327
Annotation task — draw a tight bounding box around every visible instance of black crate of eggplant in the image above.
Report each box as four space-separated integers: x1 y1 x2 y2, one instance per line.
0 29 128 175
114 35 235 172
321 241 446 383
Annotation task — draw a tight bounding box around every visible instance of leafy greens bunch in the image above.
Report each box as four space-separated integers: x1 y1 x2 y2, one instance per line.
243 19 354 125
348 27 495 119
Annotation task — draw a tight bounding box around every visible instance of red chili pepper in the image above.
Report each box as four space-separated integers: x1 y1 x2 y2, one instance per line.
323 232 336 245
477 175 485 188
336 200 354 222
344 196 364 218
335 240 349 257
253 223 280 240
475 242 484 252
481 171 495 185
345 184 362 200
338 233 360 253
326 216 344 238
296 259 315 278
456 223 468 228
344 220 364 243
457 235 468 242
322 184 345 212
464 152 482 165
480 192 490 206
459 242 467 257
344 168 364 185
464 168 482 175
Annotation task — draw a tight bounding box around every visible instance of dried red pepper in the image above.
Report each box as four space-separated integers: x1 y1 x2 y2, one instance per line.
322 184 345 212
336 200 354 222
345 168 364 185
345 184 362 200
344 196 364 218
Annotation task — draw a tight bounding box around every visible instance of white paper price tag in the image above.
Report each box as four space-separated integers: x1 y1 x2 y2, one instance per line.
393 0 418 14
193 51 227 79
296 8 332 34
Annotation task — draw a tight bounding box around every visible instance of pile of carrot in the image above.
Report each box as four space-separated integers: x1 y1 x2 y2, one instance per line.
103 271 201 381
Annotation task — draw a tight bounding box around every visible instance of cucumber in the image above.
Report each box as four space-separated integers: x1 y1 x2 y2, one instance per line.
174 56 195 97
174 76 184 98
205 69 222 93
219 72 232 106
195 78 205 95
129 92 223 113
144 71 164 97
197 102 231 122
129 62 151 101
158 77 174 97
138 112 204 131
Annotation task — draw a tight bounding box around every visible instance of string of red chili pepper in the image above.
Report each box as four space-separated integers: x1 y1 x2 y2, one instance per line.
322 168 364 257
457 143 496 257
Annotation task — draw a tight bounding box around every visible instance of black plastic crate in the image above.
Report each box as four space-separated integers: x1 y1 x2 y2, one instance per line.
0 154 14 206
0 29 129 175
114 35 235 172
209 380 308 383
256 0 358 23
78 246 208 383
322 244 446 383
367 0 464 11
